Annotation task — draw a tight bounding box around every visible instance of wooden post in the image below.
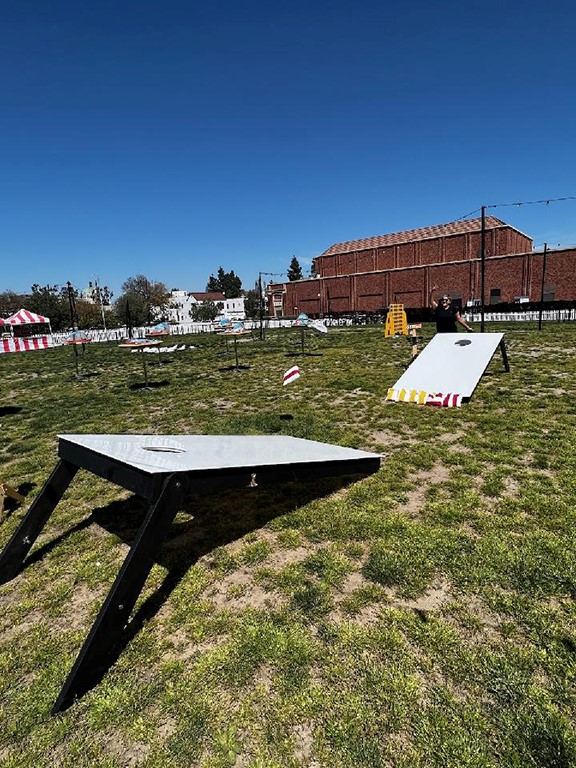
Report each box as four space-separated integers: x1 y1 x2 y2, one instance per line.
0 482 25 524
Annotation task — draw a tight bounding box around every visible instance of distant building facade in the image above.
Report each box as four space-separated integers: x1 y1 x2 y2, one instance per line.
268 217 576 316
168 290 246 323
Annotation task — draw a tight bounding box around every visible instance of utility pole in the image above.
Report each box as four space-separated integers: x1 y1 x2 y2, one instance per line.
66 281 78 329
67 282 80 377
538 243 548 331
93 276 107 331
480 205 486 332
258 271 284 340
259 272 263 341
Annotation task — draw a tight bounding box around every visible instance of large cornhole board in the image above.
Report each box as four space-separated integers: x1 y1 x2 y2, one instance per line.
391 332 508 400
0 434 380 713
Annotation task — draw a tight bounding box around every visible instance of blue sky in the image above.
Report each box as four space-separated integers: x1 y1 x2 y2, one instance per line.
2 0 575 298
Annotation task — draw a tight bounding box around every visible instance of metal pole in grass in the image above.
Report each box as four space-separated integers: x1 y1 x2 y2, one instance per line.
480 205 486 333
538 243 548 331
142 349 149 388
259 272 264 340
66 281 80 378
126 300 133 339
233 336 240 369
258 271 285 340
93 276 108 331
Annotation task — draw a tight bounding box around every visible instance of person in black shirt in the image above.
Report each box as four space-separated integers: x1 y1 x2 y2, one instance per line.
429 286 473 333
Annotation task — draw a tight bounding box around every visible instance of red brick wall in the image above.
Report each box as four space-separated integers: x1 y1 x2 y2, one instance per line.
483 258 524 303
271 248 576 316
505 227 533 254
323 276 353 313
357 249 376 273
443 234 468 262
468 232 482 259
376 246 395 270
388 270 426 308
320 255 338 277
338 253 356 275
428 262 474 304
356 273 386 312
397 242 417 268
419 238 442 266
276 281 322 316
529 249 576 300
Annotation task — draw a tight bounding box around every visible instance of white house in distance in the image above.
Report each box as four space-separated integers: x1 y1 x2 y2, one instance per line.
168 290 246 323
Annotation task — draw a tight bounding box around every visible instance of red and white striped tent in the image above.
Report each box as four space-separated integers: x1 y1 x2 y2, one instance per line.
0 309 53 354
5 308 51 325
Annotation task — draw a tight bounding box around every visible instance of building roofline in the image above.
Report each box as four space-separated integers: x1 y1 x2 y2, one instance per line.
318 216 531 257
268 246 575 289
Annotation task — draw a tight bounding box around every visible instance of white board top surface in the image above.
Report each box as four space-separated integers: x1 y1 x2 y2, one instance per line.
391 332 504 397
58 434 381 474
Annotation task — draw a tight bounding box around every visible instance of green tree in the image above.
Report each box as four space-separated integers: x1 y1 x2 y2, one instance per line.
114 292 149 327
191 300 218 322
0 290 27 318
206 267 242 298
287 256 303 281
86 281 113 306
116 275 170 324
28 284 70 331
76 300 106 329
242 289 260 320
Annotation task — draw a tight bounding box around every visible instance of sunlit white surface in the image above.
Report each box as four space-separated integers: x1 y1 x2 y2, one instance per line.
58 434 380 473
391 333 504 397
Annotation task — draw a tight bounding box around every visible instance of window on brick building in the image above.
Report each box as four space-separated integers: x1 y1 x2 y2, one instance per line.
543 284 555 302
489 288 501 305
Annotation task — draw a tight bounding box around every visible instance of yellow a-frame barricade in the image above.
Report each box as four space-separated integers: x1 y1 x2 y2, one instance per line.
384 304 408 337
385 305 424 359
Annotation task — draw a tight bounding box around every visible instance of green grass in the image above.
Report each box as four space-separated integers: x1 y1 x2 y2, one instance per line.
1 323 576 767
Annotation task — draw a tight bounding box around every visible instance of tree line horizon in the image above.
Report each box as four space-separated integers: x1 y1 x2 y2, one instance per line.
0 257 305 332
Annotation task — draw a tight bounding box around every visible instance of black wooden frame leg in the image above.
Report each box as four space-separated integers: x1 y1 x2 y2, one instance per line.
52 473 187 714
0 460 78 586
499 339 510 372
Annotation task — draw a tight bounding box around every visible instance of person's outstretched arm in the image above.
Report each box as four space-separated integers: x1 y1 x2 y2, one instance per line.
429 285 439 309
455 311 473 332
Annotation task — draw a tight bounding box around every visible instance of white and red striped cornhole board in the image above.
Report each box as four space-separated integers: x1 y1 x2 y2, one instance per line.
387 332 507 404
0 336 53 354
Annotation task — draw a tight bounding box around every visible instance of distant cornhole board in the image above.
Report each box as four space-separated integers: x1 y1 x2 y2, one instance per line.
387 332 509 405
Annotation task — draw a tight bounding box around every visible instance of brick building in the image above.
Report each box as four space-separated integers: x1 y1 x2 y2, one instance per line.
267 217 576 316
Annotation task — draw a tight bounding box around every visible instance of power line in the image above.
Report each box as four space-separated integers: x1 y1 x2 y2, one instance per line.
455 208 482 221
488 195 576 209
457 195 576 222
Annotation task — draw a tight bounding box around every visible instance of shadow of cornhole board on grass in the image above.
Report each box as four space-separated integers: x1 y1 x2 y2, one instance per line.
0 433 381 714
390 332 508 401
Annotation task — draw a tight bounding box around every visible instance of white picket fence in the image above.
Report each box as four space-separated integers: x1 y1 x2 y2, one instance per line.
51 309 574 347
465 308 576 323
51 318 348 346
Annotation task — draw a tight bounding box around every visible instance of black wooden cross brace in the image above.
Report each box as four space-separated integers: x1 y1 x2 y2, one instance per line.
499 338 510 372
0 434 380 714
0 463 186 713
